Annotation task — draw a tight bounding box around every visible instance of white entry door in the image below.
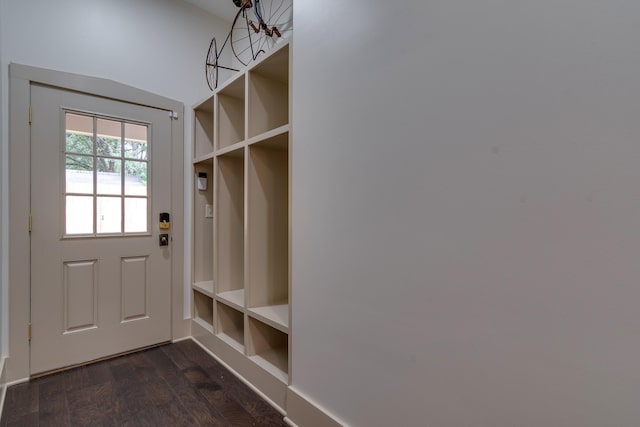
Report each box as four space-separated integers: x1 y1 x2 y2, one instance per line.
30 84 173 375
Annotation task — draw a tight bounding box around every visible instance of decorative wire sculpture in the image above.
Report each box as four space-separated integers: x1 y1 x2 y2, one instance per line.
205 34 238 91
206 0 293 90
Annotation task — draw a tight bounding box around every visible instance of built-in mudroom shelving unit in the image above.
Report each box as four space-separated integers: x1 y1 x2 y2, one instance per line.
190 40 291 409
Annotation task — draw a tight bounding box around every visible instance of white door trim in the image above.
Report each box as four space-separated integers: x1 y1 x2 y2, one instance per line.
8 63 186 382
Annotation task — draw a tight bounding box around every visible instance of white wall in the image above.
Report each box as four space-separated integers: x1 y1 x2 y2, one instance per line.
292 1 640 426
0 0 233 332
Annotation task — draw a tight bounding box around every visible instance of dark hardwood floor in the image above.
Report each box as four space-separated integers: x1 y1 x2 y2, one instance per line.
0 340 288 426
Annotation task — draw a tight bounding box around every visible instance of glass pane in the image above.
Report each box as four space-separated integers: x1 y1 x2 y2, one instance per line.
97 197 121 234
124 123 148 160
66 196 93 234
124 161 147 196
66 132 93 155
97 157 122 195
96 118 122 157
65 114 93 154
66 155 94 194
125 198 147 233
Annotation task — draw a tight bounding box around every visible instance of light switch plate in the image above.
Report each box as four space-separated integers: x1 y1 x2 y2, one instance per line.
205 204 213 218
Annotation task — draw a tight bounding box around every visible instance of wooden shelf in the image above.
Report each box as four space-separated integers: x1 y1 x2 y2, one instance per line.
216 141 245 158
193 280 214 298
216 289 245 311
193 291 213 331
247 124 289 147
216 301 245 351
192 152 214 164
248 304 288 332
217 74 245 150
193 317 214 334
248 317 288 383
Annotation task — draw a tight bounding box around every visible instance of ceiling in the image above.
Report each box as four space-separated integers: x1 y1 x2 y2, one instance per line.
182 0 239 22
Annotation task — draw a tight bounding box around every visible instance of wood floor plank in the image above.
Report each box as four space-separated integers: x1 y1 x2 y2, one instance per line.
66 382 116 427
0 341 286 426
5 412 39 427
38 375 72 426
1 381 39 424
198 387 258 426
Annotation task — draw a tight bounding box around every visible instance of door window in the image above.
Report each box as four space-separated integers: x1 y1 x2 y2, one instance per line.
64 112 149 236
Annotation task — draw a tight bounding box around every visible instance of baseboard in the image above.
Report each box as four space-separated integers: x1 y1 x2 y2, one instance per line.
173 317 191 340
0 357 7 420
189 332 344 426
286 386 346 427
190 337 286 415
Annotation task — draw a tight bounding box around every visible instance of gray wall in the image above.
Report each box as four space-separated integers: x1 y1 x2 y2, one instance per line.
292 1 640 425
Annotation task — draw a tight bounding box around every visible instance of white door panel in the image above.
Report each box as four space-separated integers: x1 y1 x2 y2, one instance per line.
30 84 172 375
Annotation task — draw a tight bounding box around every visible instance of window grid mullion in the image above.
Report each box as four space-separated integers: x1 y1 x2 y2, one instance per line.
121 121 125 233
92 116 98 236
64 112 149 237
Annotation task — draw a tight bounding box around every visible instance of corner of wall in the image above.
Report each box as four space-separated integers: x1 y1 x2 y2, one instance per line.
0 0 10 366
285 387 346 427
0 357 8 419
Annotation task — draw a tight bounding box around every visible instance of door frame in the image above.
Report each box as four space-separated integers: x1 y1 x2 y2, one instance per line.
8 63 186 382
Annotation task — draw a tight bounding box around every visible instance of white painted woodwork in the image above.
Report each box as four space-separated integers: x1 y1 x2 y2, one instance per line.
8 63 185 383
217 76 245 149
120 257 148 321
192 280 214 298
247 135 289 310
247 305 288 333
216 289 245 310
285 388 344 427
215 148 245 294
191 324 287 411
191 41 291 406
193 97 214 159
193 291 214 333
216 301 245 350
30 84 172 375
192 95 215 336
193 159 213 283
63 260 98 331
247 44 289 138
247 317 288 383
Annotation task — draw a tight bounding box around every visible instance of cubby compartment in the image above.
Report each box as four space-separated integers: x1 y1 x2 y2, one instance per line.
192 281 213 298
191 41 291 407
193 96 214 160
215 147 245 303
216 301 245 352
193 159 214 287
217 75 245 149
248 317 288 382
193 290 214 332
248 44 289 138
246 133 289 331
